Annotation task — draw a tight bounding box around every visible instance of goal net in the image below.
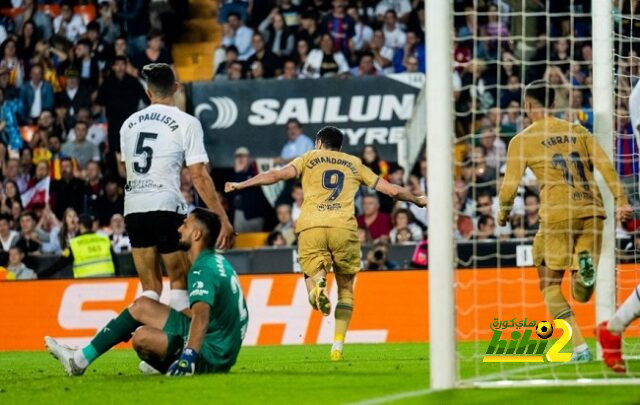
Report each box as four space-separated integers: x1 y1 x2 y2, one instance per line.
427 0 640 388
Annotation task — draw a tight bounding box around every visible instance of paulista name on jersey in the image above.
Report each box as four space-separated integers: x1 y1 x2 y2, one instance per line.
127 112 180 132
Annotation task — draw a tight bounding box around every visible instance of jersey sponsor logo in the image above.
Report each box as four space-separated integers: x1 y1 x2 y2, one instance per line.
192 281 204 289
190 288 210 297
195 97 238 129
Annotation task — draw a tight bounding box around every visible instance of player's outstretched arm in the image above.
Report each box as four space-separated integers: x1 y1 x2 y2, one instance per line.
498 137 526 226
189 163 235 249
374 177 427 207
167 301 210 377
225 165 298 192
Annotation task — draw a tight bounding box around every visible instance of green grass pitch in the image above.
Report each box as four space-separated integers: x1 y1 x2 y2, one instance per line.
2 342 640 404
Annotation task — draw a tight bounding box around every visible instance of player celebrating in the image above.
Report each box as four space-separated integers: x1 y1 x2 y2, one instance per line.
119 63 233 314
45 208 248 376
499 80 633 362
225 126 427 360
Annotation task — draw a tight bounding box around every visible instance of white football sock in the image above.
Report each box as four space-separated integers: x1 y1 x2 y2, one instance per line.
141 290 160 301
608 284 640 333
73 350 89 369
170 289 189 311
331 341 344 352
575 343 588 353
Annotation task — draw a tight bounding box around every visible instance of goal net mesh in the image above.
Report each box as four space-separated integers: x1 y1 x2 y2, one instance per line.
451 0 640 385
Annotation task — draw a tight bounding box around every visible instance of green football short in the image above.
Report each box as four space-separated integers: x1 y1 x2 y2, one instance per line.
162 309 231 374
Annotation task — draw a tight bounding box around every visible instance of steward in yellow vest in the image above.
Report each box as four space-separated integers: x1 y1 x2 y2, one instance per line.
43 214 118 278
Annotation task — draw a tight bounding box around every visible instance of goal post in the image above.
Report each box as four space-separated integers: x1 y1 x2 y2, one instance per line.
426 0 456 391
592 0 616 352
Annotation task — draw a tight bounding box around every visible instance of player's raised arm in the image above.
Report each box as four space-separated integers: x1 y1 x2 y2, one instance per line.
583 127 633 221
498 136 527 226
225 164 298 192
373 177 427 207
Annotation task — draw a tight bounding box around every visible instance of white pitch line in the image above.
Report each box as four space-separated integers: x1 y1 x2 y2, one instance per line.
347 388 436 405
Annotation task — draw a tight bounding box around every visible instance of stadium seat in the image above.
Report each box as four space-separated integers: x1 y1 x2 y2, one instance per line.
74 5 96 24
38 4 60 17
234 232 270 249
20 125 37 143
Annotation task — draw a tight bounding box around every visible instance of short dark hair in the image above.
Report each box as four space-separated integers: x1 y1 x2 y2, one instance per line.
227 12 241 21
78 214 93 230
20 211 36 222
147 29 163 41
226 45 239 55
141 63 176 98
315 126 343 150
286 118 301 128
525 79 555 108
191 208 221 249
113 55 128 65
0 213 11 223
478 214 495 228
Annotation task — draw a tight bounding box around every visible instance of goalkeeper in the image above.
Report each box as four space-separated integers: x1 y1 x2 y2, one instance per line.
45 208 248 376
498 80 632 362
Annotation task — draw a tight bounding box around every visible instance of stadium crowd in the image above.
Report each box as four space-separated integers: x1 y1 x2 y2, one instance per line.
0 0 639 279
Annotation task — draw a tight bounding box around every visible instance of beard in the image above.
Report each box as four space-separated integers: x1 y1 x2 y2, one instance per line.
177 240 191 251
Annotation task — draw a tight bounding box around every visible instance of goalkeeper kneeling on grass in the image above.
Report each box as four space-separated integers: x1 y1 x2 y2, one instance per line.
45 208 248 376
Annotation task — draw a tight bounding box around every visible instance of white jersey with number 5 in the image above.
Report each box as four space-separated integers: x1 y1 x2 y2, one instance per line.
120 104 209 216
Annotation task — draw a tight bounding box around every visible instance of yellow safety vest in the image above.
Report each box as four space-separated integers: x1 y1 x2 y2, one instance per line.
69 233 115 278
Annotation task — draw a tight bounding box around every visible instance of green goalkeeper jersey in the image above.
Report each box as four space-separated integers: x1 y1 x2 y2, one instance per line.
188 250 248 367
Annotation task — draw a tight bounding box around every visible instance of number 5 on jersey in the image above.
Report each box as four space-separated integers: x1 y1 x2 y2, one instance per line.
133 132 158 174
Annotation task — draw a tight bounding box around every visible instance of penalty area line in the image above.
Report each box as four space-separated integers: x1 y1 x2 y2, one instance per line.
347 388 436 405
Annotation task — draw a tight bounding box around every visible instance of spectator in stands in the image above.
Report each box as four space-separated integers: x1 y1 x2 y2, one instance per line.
302 33 349 78
473 214 496 240
277 0 301 30
58 69 91 118
382 10 406 50
17 20 39 63
468 144 497 193
218 61 244 81
45 207 78 254
219 0 251 24
5 159 27 192
296 10 321 49
321 0 355 58
0 67 19 101
357 194 392 241
228 146 271 232
221 12 254 61
474 189 493 219
350 52 379 76
7 246 36 279
19 64 54 124
566 88 594 132
278 59 299 79
291 182 303 223
61 121 100 169
54 1 87 43
375 0 411 23
259 10 294 58
117 0 150 54
97 56 147 162
108 213 131 253
389 208 422 243
0 39 23 88
132 29 174 73
2 179 21 214
404 55 419 73
249 60 264 79
72 40 100 90
369 29 394 74
523 192 540 238
214 45 239 78
84 161 104 216
111 35 139 77
96 1 121 45
293 39 310 69
0 87 23 151
478 127 506 169
347 5 373 52
67 108 106 147
50 158 85 219
248 33 282 78
16 211 42 255
393 30 425 73
278 118 313 164
0 213 18 252
357 225 373 245
394 227 413 243
266 230 287 247
273 203 295 245
15 0 53 41
94 178 124 226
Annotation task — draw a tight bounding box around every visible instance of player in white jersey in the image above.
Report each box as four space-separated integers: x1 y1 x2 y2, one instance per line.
119 63 234 312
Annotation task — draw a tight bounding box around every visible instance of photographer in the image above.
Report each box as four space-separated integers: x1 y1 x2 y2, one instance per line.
364 240 398 270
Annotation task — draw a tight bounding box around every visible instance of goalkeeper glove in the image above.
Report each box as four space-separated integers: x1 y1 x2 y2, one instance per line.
166 347 198 376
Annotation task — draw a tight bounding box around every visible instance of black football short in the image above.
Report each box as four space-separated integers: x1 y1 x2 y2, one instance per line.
125 211 186 254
